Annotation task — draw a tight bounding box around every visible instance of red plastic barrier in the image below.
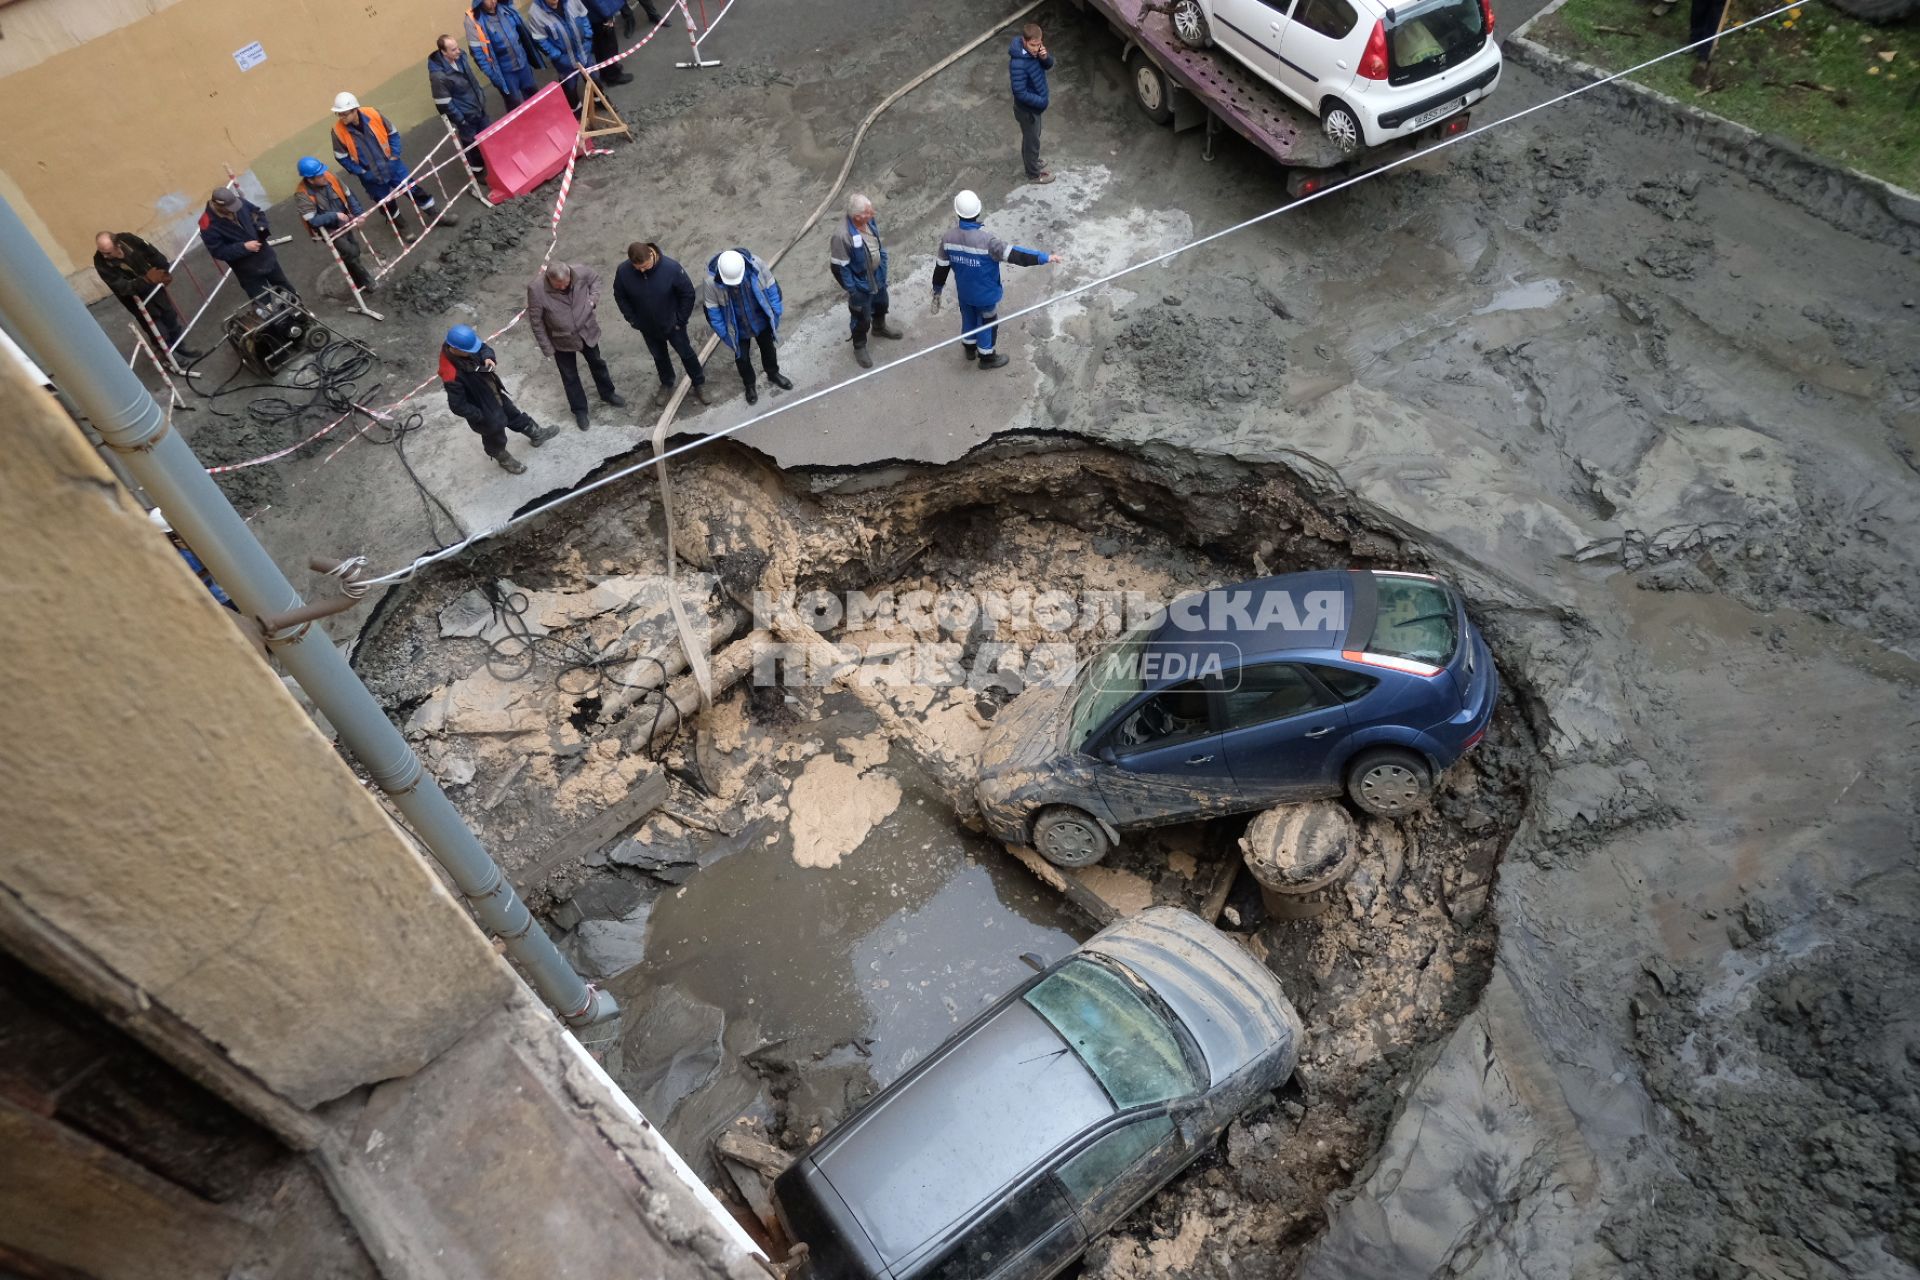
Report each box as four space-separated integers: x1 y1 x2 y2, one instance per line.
477 83 579 202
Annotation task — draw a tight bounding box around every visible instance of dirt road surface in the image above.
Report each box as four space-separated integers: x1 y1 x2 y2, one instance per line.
143 0 1920 1274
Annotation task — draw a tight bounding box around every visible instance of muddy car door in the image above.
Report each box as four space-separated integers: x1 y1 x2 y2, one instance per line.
1085 679 1241 826
1056 1110 1187 1240
1217 662 1350 802
914 1175 1086 1280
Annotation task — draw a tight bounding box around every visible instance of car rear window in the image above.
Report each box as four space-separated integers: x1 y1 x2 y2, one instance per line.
1294 0 1359 39
1366 576 1457 665
1386 0 1487 86
1025 959 1198 1109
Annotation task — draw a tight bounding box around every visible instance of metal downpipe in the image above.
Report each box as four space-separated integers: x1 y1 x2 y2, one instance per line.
0 194 616 1031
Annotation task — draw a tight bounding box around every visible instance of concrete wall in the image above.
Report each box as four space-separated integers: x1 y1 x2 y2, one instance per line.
0 360 517 1109
0 0 462 298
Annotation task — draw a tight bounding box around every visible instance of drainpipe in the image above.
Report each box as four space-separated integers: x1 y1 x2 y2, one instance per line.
0 194 617 1033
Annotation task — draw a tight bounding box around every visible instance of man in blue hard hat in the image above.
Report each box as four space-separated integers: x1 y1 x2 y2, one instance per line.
930 189 1059 371
294 158 376 294
439 324 558 474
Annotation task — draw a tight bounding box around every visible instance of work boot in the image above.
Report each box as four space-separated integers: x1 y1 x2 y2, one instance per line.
767 371 793 391
1030 170 1055 184
491 450 527 474
873 318 905 340
978 352 1009 370
652 384 675 409
439 211 461 228
527 422 561 447
743 379 759 406
854 343 873 369
961 344 978 362
573 408 591 431
601 389 628 409
691 382 711 406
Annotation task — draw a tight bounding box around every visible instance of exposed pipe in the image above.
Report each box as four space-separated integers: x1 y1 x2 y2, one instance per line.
0 193 617 1032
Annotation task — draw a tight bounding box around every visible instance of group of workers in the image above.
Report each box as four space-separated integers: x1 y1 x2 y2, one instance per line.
100 1 1070 480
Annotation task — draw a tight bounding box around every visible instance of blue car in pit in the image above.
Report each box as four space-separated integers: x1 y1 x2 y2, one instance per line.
976 569 1498 867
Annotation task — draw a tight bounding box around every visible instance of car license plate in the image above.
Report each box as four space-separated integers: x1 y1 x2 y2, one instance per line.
1410 97 1466 129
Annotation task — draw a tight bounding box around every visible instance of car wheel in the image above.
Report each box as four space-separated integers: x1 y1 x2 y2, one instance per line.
1321 100 1363 156
1170 0 1213 49
1032 806 1112 868
1131 56 1175 125
1346 748 1432 817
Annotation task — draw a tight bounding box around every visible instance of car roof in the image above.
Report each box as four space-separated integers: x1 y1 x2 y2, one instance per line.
813 999 1113 1267
1147 569 1357 668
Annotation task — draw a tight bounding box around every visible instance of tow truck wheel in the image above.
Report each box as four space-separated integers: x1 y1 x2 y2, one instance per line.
1032 806 1112 868
1170 0 1212 48
1321 100 1363 156
1131 56 1175 125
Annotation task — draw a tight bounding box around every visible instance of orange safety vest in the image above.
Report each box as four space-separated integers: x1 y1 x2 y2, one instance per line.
331 108 396 167
300 172 356 238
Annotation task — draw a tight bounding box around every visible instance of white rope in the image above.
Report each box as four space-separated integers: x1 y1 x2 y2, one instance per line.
357 2 1798 589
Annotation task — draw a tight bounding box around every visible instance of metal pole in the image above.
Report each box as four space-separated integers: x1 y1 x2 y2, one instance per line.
0 192 617 1033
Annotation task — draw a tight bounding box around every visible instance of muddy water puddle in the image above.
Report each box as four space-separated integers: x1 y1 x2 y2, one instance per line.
603 694 1086 1164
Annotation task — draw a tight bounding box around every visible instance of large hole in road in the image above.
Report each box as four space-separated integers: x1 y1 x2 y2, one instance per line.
354 434 1537 1276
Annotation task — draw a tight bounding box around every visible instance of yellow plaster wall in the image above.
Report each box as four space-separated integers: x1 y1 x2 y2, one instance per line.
0 362 516 1109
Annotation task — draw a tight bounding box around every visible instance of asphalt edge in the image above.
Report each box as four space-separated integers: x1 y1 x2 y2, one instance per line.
1506 4 1920 253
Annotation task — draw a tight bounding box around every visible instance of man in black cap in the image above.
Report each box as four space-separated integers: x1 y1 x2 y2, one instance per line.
94 231 203 359
198 188 298 303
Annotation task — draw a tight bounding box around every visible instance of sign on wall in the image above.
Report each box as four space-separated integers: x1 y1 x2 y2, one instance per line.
232 41 267 72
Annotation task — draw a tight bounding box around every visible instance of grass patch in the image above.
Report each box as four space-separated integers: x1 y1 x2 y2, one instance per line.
1530 0 1920 190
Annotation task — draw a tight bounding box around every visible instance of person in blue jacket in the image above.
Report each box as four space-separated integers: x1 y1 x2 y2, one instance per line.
1010 22 1056 183
526 0 600 112
330 93 455 240
198 187 298 303
829 194 904 370
582 0 635 85
930 189 1059 371
701 249 791 405
465 0 541 109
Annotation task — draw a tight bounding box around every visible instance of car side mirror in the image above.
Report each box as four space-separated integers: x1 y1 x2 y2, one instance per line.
1095 742 1117 765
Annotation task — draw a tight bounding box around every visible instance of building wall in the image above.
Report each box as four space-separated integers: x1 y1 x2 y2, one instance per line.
0 0 464 298
0 359 517 1109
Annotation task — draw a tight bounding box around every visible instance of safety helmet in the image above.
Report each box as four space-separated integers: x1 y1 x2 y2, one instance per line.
297 156 327 180
446 324 483 354
716 250 746 287
332 91 360 114
147 507 173 533
953 190 982 220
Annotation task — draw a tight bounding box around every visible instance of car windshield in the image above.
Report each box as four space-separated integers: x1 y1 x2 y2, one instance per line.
1024 958 1198 1108
1067 626 1156 748
1386 0 1487 86
1367 576 1458 665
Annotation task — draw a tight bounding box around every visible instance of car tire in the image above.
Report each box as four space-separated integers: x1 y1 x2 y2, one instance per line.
1321 100 1364 156
1346 748 1432 817
1032 806 1112 868
1131 55 1175 125
1170 0 1213 49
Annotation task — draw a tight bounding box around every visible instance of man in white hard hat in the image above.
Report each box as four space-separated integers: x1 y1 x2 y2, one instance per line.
930 190 1059 370
701 248 790 405
331 91 457 242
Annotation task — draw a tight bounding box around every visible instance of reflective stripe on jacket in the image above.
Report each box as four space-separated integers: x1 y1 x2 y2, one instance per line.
700 251 783 353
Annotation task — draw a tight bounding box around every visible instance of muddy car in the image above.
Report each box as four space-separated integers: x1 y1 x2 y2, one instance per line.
977 569 1497 866
773 907 1304 1280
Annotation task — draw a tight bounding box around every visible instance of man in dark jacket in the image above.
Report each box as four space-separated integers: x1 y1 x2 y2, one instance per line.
94 231 202 359
613 241 708 408
528 262 627 430
526 0 599 112
294 158 375 294
466 0 541 108
829 193 903 370
582 0 635 85
198 188 298 303
429 36 493 178
440 324 558 473
1009 23 1056 183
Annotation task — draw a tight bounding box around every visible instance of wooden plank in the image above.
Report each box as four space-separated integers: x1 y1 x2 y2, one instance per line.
714 1130 793 1181
1200 852 1243 924
1004 846 1121 928
513 768 668 889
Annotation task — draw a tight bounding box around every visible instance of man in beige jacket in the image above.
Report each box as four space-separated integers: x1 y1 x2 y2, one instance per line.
527 261 627 430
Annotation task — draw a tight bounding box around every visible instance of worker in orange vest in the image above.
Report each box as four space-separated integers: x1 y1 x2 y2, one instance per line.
295 158 376 294
329 92 459 242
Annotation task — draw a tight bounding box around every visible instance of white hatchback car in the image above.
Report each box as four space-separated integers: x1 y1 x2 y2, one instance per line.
1170 0 1502 155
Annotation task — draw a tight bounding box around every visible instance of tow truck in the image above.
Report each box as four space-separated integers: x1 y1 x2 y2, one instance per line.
1069 0 1480 197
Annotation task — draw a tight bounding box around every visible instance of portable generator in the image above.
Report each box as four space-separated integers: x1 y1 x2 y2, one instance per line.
221 286 332 377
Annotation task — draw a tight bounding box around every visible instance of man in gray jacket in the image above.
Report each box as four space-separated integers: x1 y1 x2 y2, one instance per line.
527 262 627 430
